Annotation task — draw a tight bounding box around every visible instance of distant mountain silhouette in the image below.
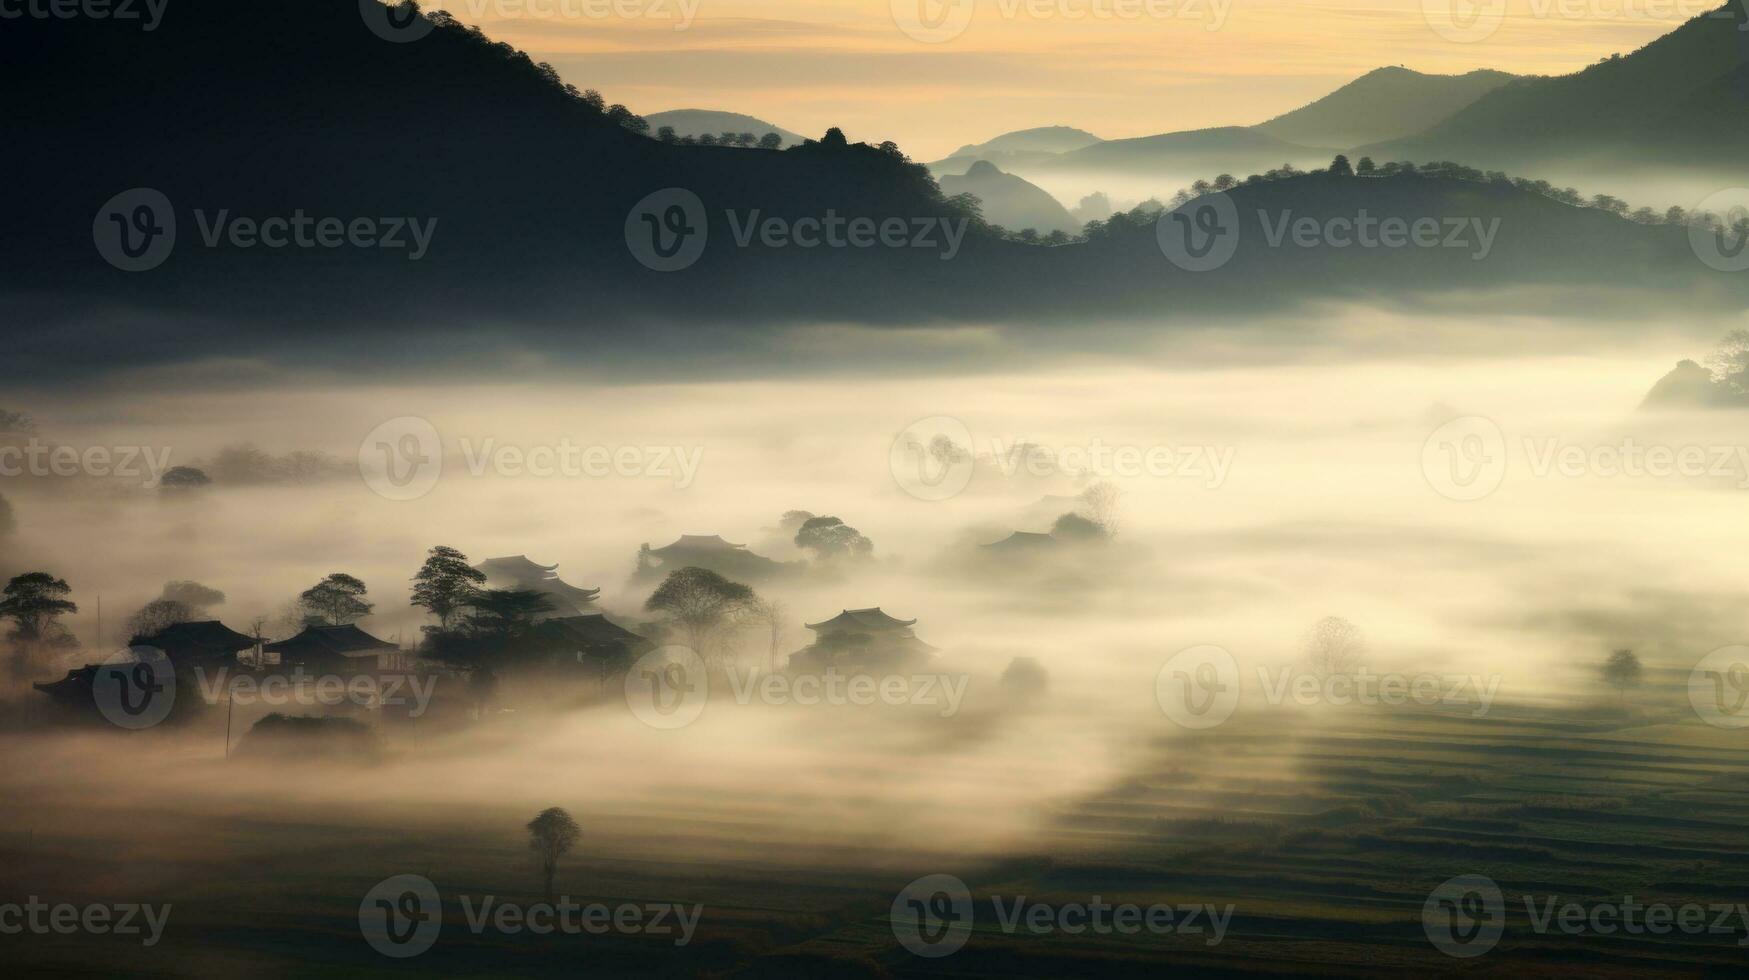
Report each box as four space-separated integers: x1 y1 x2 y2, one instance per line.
1 0 1740 380
1040 126 1323 179
1362 5 1749 170
929 126 1103 175
938 162 1078 235
645 109 806 147
1255 67 1517 149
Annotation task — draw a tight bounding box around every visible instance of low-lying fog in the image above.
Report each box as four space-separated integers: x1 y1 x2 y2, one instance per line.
4 307 1748 873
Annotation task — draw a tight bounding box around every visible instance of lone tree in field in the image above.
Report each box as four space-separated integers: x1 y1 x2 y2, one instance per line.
527 807 581 904
411 545 486 631
1602 649 1644 700
298 573 372 625
1303 616 1365 680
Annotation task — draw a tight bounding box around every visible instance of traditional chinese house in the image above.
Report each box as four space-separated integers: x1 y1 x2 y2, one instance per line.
789 607 934 672
260 624 400 673
131 620 259 665
635 534 792 582
530 613 654 673
474 555 601 617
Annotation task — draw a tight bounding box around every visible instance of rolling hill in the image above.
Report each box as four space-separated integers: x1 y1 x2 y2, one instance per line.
644 109 807 147
928 126 1103 175
1254 67 1517 149
1362 4 1749 169
937 162 1079 235
1039 126 1325 180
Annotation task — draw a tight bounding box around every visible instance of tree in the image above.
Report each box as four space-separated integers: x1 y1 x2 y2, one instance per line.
2 573 77 641
1356 156 1376 176
527 807 580 905
645 567 757 663
1328 154 1353 177
411 545 487 630
1303 616 1364 680
127 599 195 640
1212 173 1236 190
0 408 34 433
1078 481 1121 535
159 466 211 489
748 598 787 673
736 132 756 147
1602 649 1643 700
758 132 783 150
1050 512 1106 542
298 573 372 625
795 516 873 561
821 127 848 149
464 588 553 639
1 572 78 675
698 133 716 146
656 125 677 143
162 580 225 611
1705 330 1749 392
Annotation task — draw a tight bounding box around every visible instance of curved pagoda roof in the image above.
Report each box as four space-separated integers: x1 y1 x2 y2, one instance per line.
981 531 1058 550
806 607 918 633
650 534 745 554
262 624 398 658
475 555 600 604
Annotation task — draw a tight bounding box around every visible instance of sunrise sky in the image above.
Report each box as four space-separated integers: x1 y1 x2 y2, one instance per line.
437 0 1715 158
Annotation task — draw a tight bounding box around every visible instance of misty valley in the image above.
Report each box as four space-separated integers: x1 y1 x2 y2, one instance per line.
4 1 1749 977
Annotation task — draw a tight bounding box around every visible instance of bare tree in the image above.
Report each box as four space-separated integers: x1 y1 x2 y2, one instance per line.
645 567 757 667
749 598 787 672
1303 616 1365 680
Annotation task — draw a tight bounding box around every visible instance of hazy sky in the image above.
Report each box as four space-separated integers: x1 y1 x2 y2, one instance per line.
439 0 1713 158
